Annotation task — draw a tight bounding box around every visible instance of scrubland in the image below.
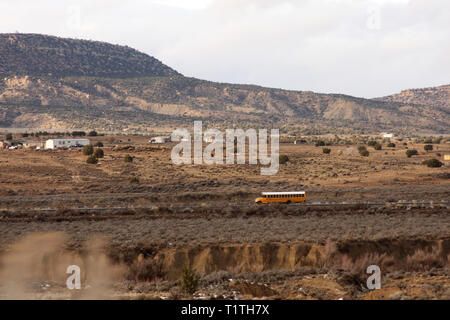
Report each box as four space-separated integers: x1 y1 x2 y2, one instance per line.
0 135 449 299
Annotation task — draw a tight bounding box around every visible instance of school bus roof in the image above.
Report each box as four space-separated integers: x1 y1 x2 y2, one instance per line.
262 191 305 195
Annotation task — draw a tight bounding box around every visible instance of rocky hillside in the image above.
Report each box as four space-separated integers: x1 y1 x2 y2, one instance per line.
0 34 180 78
378 85 450 113
0 34 448 134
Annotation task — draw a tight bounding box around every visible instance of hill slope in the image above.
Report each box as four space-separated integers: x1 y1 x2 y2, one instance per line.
0 34 180 78
0 34 448 134
378 85 450 113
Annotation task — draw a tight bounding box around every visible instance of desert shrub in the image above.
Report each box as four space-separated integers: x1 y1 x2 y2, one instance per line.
358 146 369 156
315 140 325 147
406 149 418 158
373 143 382 150
94 148 104 158
21 133 29 138
422 159 443 168
424 144 433 152
322 148 331 154
94 141 104 147
279 155 289 164
387 143 396 148
124 154 134 163
367 140 377 147
72 131 86 137
5 133 12 140
181 265 199 295
86 156 98 164
88 130 98 137
360 150 369 157
82 144 94 155
129 177 140 184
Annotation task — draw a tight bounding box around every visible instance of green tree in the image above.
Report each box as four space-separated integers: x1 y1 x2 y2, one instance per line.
279 155 289 164
424 144 433 152
94 148 104 158
422 159 443 168
82 145 94 155
360 150 370 157
86 156 98 164
181 265 199 295
5 133 13 140
88 130 98 137
406 149 418 158
358 146 369 156
315 140 325 147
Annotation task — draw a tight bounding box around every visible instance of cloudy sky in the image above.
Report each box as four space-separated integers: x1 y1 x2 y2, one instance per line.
0 0 448 98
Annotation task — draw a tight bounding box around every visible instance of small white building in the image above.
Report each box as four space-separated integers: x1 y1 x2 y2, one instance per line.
149 136 171 144
381 133 395 139
45 138 90 149
22 140 44 149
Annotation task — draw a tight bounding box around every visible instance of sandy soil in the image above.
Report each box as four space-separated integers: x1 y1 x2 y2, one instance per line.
0 136 449 299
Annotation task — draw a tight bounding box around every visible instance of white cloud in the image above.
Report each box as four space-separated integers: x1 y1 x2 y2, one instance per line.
0 0 448 97
150 0 213 10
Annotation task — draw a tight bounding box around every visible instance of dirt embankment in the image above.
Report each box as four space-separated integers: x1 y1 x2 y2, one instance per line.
123 239 450 281
0 233 448 299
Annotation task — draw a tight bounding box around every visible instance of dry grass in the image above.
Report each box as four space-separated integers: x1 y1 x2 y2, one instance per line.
0 137 449 299
0 139 448 202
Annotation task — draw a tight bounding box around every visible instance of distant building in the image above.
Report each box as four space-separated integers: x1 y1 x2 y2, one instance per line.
22 140 44 149
45 138 90 149
149 136 171 144
444 155 450 161
381 133 395 138
0 141 10 149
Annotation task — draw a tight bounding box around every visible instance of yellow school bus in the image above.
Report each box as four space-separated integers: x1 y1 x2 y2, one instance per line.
255 191 306 204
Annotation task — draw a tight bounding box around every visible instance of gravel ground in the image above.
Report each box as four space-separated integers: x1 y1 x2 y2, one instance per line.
1 209 448 249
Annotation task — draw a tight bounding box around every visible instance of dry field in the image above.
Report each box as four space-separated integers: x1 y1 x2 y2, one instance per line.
0 135 449 299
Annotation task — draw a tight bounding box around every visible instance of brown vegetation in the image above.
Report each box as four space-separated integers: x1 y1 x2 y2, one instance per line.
0 136 448 299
